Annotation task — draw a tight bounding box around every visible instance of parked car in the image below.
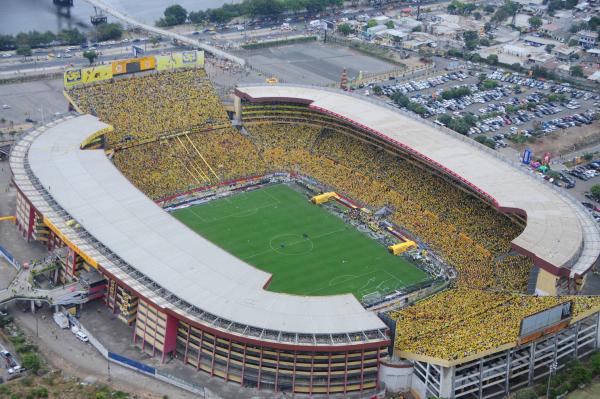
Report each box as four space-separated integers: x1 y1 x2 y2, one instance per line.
75 330 89 342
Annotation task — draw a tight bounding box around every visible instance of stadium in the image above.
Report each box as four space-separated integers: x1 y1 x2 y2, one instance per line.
8 52 600 398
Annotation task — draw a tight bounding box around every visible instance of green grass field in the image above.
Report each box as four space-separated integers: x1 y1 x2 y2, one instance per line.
172 184 428 300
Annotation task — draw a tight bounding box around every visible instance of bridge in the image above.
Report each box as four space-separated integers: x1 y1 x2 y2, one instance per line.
77 0 246 66
0 264 88 308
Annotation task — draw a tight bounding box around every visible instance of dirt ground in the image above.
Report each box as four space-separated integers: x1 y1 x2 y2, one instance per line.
527 122 600 157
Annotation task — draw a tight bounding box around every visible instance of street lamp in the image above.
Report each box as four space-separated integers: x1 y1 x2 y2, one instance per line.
546 361 558 399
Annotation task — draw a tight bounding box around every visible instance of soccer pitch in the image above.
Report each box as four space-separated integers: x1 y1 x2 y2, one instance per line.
172 184 428 299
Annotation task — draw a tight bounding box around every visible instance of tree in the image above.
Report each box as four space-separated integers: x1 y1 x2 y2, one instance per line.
16 46 32 57
570 65 584 77
545 44 555 53
392 92 410 107
337 23 353 35
590 351 600 375
463 30 479 50
437 114 453 126
475 135 496 148
0 35 16 50
157 4 188 27
484 22 493 33
372 85 382 95
149 36 160 47
385 20 395 29
83 50 98 65
569 361 593 386
591 185 600 199
21 353 41 374
57 28 86 45
247 0 284 18
568 38 579 47
514 388 537 399
473 11 482 20
487 54 499 65
481 79 499 89
366 19 377 29
528 16 543 30
479 37 490 46
483 4 495 13
94 23 123 41
188 10 207 24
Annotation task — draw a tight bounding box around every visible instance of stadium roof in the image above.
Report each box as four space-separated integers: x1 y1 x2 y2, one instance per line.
235 85 600 280
22 115 386 340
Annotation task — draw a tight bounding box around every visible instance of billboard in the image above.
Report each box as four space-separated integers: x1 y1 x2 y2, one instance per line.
519 301 573 342
112 56 156 75
156 50 205 71
63 64 113 88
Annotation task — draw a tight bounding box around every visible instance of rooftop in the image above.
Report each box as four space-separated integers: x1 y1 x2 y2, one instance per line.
13 115 388 343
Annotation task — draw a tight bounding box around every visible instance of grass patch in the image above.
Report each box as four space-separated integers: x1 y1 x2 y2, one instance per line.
172 184 428 299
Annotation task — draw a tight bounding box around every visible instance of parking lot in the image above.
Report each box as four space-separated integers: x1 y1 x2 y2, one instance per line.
245 41 396 85
375 68 600 151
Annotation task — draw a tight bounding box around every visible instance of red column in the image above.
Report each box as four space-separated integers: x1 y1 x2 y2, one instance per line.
27 208 35 242
184 325 191 363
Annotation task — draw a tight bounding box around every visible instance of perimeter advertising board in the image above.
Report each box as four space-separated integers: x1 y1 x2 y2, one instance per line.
63 64 113 88
156 50 205 70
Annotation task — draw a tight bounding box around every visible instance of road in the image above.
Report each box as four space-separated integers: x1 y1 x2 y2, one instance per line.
79 0 244 65
14 305 197 399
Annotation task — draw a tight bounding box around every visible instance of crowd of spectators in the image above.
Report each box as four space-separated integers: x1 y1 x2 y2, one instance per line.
113 128 264 199
389 288 600 361
68 69 229 146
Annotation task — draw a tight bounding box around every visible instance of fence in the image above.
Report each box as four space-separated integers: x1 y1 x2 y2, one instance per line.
65 313 211 397
0 244 20 271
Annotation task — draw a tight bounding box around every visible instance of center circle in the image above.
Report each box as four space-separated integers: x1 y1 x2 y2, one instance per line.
269 233 314 255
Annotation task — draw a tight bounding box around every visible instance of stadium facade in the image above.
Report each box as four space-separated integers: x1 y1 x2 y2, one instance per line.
9 80 600 398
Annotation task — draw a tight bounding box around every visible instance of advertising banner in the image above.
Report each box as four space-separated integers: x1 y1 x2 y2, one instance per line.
63 64 113 88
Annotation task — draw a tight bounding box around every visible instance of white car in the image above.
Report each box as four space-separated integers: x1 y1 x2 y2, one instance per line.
75 330 89 342
2 104 11 109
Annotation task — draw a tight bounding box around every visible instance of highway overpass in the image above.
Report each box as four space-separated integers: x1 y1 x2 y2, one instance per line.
80 0 246 66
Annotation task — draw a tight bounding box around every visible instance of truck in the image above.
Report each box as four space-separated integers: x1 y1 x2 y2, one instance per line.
53 312 69 329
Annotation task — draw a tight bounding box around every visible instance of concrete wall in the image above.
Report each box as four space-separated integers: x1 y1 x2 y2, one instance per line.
379 360 413 392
